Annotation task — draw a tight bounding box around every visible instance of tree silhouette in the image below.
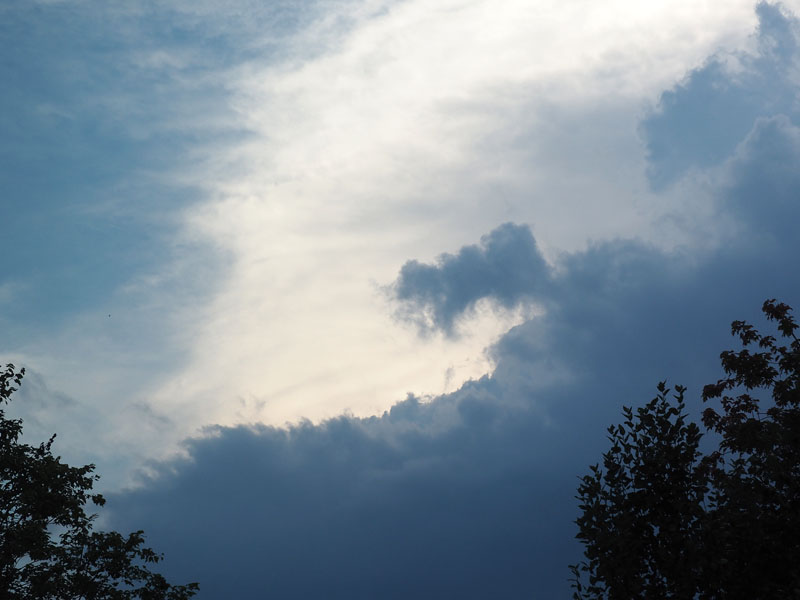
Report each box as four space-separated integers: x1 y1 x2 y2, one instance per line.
570 300 800 599
0 364 198 599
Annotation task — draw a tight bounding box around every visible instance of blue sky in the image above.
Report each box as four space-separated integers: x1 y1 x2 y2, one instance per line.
3 1 800 597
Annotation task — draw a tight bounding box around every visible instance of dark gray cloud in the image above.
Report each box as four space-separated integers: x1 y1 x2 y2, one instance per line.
105 172 800 600
719 114 800 244
641 1 800 189
105 218 798 599
390 222 551 336
101 4 800 599
108 395 576 599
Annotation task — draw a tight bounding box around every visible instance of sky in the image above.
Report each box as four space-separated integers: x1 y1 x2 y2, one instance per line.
2 0 800 597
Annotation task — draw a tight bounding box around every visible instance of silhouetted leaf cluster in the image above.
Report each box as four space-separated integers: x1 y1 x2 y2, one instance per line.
570 300 800 599
0 365 198 599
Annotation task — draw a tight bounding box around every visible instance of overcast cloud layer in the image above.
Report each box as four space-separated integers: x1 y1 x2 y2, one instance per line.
3 1 800 598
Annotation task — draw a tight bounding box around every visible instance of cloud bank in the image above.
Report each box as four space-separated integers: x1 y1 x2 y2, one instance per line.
2 0 769 482
102 4 800 598
2 0 798 597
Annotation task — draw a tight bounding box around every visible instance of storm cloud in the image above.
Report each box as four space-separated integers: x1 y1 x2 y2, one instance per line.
107 225 795 599
98 5 800 599
2 1 798 599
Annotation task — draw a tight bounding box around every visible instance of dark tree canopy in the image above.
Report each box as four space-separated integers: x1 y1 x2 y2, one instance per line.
0 364 198 599
571 299 800 599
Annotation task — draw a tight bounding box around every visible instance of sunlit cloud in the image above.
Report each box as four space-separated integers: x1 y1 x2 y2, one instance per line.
145 0 763 442
2 0 785 486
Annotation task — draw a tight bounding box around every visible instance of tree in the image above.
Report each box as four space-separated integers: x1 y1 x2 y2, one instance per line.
570 299 800 599
0 364 199 599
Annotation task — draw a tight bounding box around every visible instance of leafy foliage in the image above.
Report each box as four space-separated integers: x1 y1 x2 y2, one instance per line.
0 364 198 599
570 300 800 599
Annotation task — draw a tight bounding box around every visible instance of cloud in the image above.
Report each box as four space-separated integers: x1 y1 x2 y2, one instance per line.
106 234 799 599
105 223 796 598
719 114 800 244
134 0 763 442
108 385 582 598
641 1 800 189
105 103 800 590
390 222 550 336
98 5 800 598
1 0 771 486
1 0 797 595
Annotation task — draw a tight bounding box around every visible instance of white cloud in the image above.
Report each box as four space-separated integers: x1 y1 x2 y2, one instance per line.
6 0 788 485
144 0 765 437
